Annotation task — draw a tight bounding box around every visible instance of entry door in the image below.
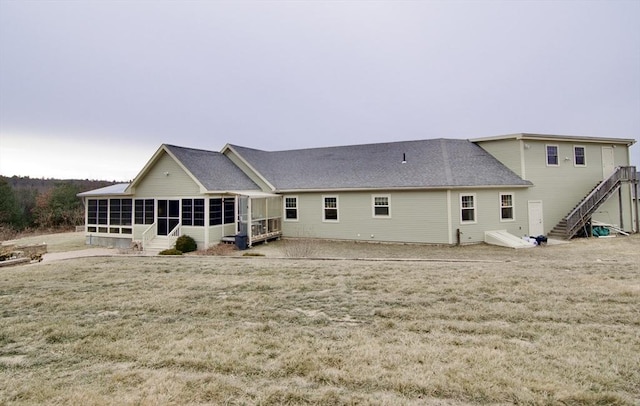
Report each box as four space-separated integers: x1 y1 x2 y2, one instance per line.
157 200 180 236
528 200 544 237
602 147 615 178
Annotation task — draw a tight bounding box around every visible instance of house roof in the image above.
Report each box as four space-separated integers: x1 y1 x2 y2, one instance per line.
162 144 260 192
228 138 532 191
471 133 636 146
78 183 130 197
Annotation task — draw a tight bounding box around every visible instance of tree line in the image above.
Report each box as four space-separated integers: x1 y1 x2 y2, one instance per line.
0 176 115 236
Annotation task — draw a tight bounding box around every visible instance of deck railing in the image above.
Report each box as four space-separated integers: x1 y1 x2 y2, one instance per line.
565 166 636 237
141 222 157 251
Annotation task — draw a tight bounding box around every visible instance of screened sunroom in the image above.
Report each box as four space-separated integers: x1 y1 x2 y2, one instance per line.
233 192 283 247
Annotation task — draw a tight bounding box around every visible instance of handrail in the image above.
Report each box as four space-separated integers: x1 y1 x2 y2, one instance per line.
141 222 157 251
167 222 181 248
565 166 636 237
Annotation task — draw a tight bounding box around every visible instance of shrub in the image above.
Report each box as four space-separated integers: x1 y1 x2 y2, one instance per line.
159 248 182 256
282 239 317 258
175 235 197 253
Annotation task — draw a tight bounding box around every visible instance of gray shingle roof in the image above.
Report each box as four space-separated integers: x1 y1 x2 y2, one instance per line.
230 139 531 190
77 183 130 196
165 144 260 191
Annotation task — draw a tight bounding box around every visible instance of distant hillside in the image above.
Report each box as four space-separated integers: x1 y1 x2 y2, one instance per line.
1 176 117 194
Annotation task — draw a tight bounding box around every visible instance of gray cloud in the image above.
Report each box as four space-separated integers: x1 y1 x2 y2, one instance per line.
1 0 638 178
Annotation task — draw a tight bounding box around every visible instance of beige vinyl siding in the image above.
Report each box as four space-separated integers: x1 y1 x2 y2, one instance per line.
134 152 201 197
475 139 524 177
282 191 451 244
521 140 633 234
181 227 205 248
453 189 529 243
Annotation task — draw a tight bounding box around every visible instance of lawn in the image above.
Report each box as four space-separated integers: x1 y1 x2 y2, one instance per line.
1 235 639 405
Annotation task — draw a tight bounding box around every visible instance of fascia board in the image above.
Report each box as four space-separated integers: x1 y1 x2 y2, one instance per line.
472 133 635 146
276 184 532 193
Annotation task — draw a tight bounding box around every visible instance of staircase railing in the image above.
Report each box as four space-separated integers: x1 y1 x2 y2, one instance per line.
141 222 157 251
565 166 636 238
167 223 181 248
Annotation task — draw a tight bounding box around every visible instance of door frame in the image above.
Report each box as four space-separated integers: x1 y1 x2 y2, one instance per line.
528 200 544 237
157 199 180 236
601 147 615 178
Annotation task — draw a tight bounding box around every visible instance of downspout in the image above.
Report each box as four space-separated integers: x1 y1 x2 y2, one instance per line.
618 187 624 231
635 177 639 233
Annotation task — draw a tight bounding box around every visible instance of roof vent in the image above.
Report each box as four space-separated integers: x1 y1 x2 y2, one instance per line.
402 153 407 164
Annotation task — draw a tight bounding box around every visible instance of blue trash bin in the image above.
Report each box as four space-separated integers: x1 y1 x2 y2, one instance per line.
235 234 248 250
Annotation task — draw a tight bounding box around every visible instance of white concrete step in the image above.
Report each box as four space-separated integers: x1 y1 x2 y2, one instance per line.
144 237 174 254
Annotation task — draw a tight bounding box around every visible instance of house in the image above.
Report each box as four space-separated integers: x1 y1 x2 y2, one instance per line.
78 134 637 251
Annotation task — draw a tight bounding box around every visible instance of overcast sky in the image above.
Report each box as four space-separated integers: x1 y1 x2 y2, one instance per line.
1 0 638 181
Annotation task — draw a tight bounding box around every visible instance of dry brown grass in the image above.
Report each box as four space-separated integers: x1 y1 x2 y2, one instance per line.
1 235 639 405
195 243 238 256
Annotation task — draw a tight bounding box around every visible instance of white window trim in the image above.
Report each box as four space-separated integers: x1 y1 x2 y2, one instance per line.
372 194 391 218
499 192 515 222
573 145 586 167
460 193 477 224
283 196 299 222
546 144 559 167
322 195 339 223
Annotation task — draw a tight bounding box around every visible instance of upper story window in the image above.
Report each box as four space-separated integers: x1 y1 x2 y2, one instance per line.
546 145 559 166
284 196 298 221
460 194 476 223
574 146 586 166
323 196 338 222
500 193 514 221
372 195 390 217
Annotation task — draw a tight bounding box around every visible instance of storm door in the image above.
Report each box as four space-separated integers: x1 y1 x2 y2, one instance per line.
157 199 180 236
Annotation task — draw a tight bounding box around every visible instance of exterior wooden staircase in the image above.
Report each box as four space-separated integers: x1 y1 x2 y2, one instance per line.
548 166 637 239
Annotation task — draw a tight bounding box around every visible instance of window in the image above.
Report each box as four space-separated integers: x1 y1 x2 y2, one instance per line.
109 199 132 226
224 198 235 224
323 196 338 222
500 193 514 221
134 199 154 225
372 195 390 217
574 146 586 166
546 145 559 166
88 199 109 225
210 198 222 225
210 197 235 226
284 197 298 221
182 199 205 226
88 199 98 224
460 194 476 223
